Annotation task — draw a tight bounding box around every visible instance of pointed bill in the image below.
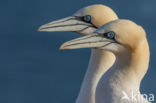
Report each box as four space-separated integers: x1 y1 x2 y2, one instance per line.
38 16 95 33
60 33 114 50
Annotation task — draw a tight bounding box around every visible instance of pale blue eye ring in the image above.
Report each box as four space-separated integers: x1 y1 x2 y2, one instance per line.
103 31 115 40
83 15 91 23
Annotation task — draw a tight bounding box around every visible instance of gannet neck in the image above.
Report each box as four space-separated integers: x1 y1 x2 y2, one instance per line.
76 49 115 103
130 39 150 82
96 39 150 103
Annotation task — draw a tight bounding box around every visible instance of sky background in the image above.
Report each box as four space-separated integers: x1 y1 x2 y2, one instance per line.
0 0 156 103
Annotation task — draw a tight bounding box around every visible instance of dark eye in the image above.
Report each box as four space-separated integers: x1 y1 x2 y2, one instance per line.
82 15 91 23
103 31 115 40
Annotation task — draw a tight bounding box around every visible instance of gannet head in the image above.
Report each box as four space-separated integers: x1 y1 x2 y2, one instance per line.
60 19 147 54
38 4 118 35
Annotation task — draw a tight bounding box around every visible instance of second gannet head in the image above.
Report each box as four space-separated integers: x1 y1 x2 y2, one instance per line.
60 19 148 55
38 4 118 35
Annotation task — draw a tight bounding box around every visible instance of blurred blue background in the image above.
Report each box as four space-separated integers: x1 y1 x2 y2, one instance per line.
0 0 156 103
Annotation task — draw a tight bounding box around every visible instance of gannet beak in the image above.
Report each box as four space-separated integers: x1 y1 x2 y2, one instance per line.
60 33 115 50
38 16 95 33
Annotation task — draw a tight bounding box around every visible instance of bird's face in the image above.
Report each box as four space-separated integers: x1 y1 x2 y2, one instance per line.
60 20 147 54
38 5 118 35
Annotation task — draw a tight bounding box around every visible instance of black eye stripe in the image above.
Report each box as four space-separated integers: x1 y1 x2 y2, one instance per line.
102 31 115 40
82 15 92 23
96 32 120 44
74 16 97 28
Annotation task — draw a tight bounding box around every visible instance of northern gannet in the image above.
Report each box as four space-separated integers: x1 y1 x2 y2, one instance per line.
60 19 150 103
38 5 118 103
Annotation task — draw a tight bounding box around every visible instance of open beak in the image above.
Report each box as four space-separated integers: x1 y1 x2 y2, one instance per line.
38 16 95 33
60 33 115 50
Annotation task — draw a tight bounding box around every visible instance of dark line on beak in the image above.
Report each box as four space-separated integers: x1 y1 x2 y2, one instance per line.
68 34 99 43
101 42 114 48
64 40 111 48
76 25 95 33
40 23 91 30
